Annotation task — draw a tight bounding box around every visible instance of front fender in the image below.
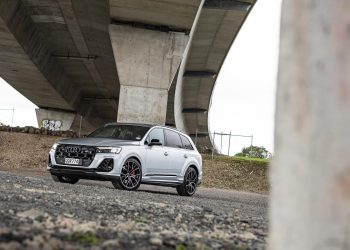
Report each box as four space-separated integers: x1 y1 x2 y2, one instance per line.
119 147 146 173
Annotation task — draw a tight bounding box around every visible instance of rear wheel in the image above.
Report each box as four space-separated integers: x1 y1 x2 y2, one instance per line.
112 158 142 191
51 174 79 184
176 167 198 196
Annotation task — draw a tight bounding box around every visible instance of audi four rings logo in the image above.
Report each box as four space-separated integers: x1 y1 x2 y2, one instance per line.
65 147 80 153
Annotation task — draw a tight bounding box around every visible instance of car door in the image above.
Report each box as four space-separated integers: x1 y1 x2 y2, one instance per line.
164 129 187 176
144 128 169 177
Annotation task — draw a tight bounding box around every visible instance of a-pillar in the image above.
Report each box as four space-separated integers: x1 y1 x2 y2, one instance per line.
36 108 76 131
109 25 188 125
270 1 350 249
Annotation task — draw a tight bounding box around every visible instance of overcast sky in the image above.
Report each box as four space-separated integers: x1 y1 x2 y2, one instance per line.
210 0 282 154
0 0 282 155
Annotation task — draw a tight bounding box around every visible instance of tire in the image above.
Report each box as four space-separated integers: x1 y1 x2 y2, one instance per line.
112 158 142 191
176 167 198 196
51 174 79 184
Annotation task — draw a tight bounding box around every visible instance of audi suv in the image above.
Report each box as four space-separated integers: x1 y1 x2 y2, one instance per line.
48 123 202 196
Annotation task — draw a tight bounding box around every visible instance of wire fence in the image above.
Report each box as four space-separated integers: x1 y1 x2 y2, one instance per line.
0 108 14 127
193 130 254 158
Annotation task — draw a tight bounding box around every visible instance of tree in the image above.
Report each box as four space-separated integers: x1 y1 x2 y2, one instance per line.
235 146 271 159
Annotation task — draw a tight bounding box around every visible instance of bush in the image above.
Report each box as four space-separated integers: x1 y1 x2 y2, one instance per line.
235 146 272 159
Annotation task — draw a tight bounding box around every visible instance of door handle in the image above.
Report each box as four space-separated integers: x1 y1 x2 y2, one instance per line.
164 152 168 156
184 154 188 158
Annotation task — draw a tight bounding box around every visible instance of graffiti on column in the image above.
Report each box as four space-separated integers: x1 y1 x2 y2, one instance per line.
41 119 62 131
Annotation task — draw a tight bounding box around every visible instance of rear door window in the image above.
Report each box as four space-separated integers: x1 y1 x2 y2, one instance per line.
164 130 183 148
180 135 194 150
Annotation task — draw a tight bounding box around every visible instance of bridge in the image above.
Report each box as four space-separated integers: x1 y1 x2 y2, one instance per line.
0 0 255 148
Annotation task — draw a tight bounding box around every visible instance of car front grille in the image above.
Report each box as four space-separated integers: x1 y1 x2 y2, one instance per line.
55 144 96 167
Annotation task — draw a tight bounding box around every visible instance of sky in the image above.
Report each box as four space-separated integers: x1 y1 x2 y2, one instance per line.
0 0 282 155
209 0 282 154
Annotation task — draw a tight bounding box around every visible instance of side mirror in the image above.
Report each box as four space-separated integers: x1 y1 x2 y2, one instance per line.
149 139 162 146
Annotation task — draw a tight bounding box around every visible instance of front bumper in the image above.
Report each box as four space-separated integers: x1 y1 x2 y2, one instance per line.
48 148 125 176
49 165 120 181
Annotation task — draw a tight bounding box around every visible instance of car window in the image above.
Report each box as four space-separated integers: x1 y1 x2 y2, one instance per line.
180 135 194 150
146 128 165 145
165 130 183 148
88 125 150 141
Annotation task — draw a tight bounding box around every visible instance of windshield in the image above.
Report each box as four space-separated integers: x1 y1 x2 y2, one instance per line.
87 125 151 141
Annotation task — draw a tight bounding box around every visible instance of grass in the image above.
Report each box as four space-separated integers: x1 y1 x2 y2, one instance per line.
66 232 100 246
201 155 270 194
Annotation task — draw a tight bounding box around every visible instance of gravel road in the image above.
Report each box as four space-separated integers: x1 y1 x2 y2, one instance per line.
0 171 268 249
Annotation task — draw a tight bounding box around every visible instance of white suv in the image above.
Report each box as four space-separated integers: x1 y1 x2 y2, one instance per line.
48 123 202 196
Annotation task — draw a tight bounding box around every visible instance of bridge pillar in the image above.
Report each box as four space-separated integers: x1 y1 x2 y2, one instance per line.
36 108 76 131
270 1 350 249
109 25 188 125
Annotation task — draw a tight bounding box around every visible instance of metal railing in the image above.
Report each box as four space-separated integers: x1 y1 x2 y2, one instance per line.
0 108 14 127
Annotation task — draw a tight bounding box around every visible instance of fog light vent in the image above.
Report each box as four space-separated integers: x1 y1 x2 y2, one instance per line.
97 158 114 172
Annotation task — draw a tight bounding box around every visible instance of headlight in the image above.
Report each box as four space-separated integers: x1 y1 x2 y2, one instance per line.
51 143 59 150
96 146 122 154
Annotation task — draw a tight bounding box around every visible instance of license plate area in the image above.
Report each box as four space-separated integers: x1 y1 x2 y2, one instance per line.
64 158 81 165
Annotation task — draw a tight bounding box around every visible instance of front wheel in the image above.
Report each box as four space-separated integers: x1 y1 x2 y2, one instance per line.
176 167 198 196
51 174 79 184
112 158 142 191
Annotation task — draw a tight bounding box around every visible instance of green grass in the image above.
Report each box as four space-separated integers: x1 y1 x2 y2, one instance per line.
231 156 270 163
66 232 100 246
203 154 270 164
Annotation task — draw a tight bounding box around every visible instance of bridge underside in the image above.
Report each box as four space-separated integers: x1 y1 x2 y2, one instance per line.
0 0 255 147
170 0 255 151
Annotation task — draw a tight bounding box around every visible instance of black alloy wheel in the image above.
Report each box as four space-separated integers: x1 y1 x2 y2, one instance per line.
176 167 198 196
51 174 79 184
112 158 142 191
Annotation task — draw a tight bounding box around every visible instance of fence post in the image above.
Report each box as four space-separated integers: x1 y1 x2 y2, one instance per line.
228 132 232 156
249 134 253 158
11 108 14 127
220 132 223 155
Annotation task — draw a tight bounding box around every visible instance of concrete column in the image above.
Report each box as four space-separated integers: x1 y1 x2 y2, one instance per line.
36 109 76 131
109 25 188 125
270 1 350 249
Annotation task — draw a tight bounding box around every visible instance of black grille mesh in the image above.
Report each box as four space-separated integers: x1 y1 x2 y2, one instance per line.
55 144 96 167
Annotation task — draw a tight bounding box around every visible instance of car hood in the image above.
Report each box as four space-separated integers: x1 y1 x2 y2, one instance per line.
58 137 141 147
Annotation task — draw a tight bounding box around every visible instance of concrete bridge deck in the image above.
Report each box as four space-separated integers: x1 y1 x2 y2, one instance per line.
0 0 256 147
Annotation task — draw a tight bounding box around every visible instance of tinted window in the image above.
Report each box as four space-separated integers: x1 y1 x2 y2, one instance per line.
146 128 165 145
88 125 150 141
165 130 183 148
180 135 194 150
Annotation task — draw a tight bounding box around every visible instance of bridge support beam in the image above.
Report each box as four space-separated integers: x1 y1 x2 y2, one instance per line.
270 1 350 249
109 25 188 125
36 108 76 131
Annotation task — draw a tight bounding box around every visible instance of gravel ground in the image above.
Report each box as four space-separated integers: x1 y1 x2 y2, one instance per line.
0 171 268 249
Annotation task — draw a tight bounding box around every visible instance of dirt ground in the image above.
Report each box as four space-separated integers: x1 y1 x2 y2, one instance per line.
0 131 269 193
0 131 63 170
